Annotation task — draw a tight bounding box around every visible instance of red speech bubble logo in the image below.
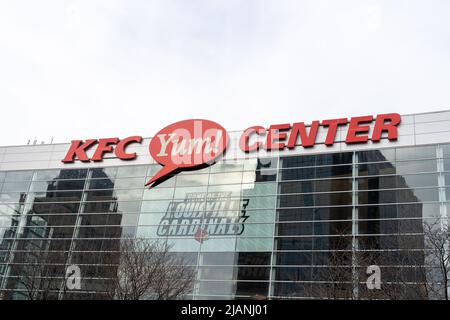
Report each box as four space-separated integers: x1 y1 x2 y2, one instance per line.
145 119 228 187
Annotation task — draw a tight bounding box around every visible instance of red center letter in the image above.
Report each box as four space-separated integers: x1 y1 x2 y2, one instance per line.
322 118 348 146
239 126 265 152
346 115 374 144
372 113 401 141
287 121 320 148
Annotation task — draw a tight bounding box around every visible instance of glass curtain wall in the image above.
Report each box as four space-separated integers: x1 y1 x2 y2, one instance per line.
0 144 448 299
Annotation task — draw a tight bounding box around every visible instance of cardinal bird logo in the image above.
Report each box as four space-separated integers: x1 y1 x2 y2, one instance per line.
195 227 209 243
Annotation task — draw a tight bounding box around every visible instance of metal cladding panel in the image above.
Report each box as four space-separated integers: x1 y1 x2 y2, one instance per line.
414 110 450 123
0 110 449 172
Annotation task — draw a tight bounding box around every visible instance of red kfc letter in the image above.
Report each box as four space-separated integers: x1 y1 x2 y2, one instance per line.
115 136 143 160
62 139 98 163
91 138 119 161
239 126 265 152
372 113 401 142
322 118 348 146
346 115 374 144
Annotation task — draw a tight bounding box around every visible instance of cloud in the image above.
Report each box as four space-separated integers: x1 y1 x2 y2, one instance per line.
0 0 449 146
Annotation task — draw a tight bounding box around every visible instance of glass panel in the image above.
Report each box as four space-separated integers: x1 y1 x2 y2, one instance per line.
87 178 115 190
357 149 395 163
90 167 117 179
281 165 352 181
315 153 353 166
33 169 61 181
116 166 147 177
395 146 436 161
279 192 352 207
176 173 209 187
113 177 145 189
4 171 34 182
56 169 88 180
358 163 395 176
396 160 437 174
278 209 314 222
143 187 175 200
276 252 312 265
281 153 352 168
359 218 424 235
1 182 31 192
210 160 244 173
242 183 277 197
442 144 450 158
209 172 242 185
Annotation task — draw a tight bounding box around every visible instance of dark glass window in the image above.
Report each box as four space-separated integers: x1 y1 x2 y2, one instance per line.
278 222 313 236
276 252 312 265
237 267 270 281
281 153 352 168
255 170 277 182
280 167 314 181
358 205 397 220
357 149 395 163
88 179 115 190
315 153 353 166
358 176 396 190
315 165 352 179
273 282 310 297
358 234 425 250
314 221 352 235
313 251 352 265
312 267 352 282
279 192 352 207
314 207 353 221
237 252 271 265
278 193 314 207
275 267 312 281
314 192 352 206
314 178 352 192
277 237 313 250
281 155 316 168
358 190 397 204
57 169 88 180
279 179 351 194
313 236 352 250
279 181 314 194
358 163 395 176
90 167 117 179
277 208 314 222
235 281 269 297
359 219 424 235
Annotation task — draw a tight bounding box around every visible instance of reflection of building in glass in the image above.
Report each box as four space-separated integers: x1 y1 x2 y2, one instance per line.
0 169 122 299
0 141 448 299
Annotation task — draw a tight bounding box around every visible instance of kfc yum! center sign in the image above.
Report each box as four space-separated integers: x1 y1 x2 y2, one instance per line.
62 113 401 187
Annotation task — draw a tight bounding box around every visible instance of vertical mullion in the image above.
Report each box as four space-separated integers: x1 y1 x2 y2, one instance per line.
351 152 359 300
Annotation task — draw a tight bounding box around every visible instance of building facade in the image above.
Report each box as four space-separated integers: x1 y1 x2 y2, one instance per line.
0 110 449 299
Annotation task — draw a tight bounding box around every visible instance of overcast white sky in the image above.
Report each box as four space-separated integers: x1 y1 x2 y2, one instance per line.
1 0 449 146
